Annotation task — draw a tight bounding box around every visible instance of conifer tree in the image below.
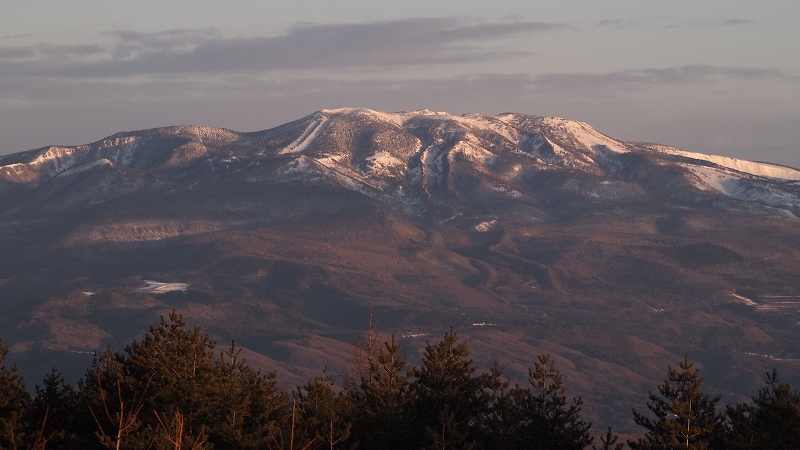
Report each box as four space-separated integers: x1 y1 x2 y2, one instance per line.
295 371 352 449
514 354 593 450
592 427 624 450
210 340 289 449
123 310 218 432
0 336 31 449
413 327 487 450
83 311 290 449
31 366 93 450
629 355 725 450
726 369 800 449
478 363 525 450
152 407 211 450
267 397 322 450
345 331 416 450
83 311 216 449
81 346 138 449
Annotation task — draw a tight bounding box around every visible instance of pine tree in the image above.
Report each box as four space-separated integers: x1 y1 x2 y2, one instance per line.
345 332 416 450
629 355 725 450
84 311 290 449
31 366 94 450
83 311 216 449
478 363 525 450
0 336 31 449
593 427 624 450
514 354 593 450
413 327 487 450
122 310 218 432
210 340 290 449
295 371 352 450
152 407 211 450
726 369 800 449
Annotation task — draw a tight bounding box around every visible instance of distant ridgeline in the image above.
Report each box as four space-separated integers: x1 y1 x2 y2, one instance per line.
1 108 800 449
1 311 798 450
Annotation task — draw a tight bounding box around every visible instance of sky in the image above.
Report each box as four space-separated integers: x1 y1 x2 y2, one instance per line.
1 1 798 167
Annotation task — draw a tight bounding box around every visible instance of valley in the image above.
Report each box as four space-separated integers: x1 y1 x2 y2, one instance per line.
1 108 799 432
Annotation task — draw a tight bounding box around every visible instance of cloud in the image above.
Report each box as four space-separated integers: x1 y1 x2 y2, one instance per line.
0 72 540 153
1 33 30 40
0 70 536 106
534 65 789 90
0 43 104 61
39 44 105 57
661 17 756 30
0 46 35 59
2 71 799 171
596 19 624 28
721 18 754 26
1 18 563 79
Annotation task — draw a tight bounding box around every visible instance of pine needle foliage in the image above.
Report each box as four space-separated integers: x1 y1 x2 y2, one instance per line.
725 369 800 450
513 354 593 450
413 327 488 450
629 355 726 450
0 337 30 449
344 330 416 450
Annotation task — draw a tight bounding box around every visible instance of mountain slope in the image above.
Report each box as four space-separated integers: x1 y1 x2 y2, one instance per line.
2 108 798 221
1 109 799 433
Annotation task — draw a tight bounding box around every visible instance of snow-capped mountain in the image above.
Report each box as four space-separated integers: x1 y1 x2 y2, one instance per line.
2 108 798 222
2 109 800 432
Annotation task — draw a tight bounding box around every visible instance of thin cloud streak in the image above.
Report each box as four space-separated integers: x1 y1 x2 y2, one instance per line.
721 18 754 26
0 43 104 60
535 65 789 90
2 72 799 170
1 18 562 79
0 46 35 59
596 19 623 27
0 63 790 106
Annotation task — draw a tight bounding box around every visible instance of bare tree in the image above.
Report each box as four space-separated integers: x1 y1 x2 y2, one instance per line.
268 399 319 450
341 312 386 391
154 408 208 450
89 375 149 450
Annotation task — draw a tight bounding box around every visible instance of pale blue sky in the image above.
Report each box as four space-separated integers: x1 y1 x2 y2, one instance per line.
2 1 798 166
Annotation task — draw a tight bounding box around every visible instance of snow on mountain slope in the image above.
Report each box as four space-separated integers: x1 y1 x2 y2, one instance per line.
538 117 631 155
280 114 331 154
57 158 115 177
1 108 797 221
648 144 800 181
684 164 799 206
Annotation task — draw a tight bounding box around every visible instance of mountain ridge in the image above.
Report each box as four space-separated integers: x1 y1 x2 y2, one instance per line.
1 108 800 432
2 108 799 223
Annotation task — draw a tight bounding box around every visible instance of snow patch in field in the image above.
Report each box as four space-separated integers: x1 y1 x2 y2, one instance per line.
474 220 497 232
731 293 757 306
133 280 189 294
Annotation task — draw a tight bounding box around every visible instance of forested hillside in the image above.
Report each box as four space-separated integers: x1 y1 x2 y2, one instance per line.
1 312 798 449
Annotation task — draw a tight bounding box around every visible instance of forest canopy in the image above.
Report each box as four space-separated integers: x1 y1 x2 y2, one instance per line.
1 311 798 450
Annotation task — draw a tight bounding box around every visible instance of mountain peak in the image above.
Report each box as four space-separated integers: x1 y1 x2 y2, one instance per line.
1 108 798 221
